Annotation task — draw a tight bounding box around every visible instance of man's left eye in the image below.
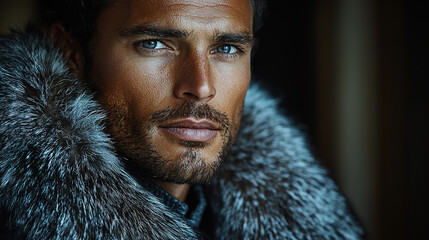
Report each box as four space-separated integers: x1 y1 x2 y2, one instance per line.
215 45 238 54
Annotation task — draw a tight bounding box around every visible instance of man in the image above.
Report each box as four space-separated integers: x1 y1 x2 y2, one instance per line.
0 0 364 239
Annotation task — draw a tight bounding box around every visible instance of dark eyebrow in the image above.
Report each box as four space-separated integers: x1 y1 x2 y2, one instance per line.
118 24 189 39
213 32 255 46
118 24 254 47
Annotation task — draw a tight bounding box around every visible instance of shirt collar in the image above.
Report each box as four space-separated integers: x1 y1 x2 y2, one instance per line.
137 176 207 228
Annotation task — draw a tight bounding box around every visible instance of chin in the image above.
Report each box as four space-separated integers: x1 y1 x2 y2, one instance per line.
148 147 224 184
146 139 226 184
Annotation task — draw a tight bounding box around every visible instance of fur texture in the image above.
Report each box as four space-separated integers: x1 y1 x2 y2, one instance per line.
0 28 364 239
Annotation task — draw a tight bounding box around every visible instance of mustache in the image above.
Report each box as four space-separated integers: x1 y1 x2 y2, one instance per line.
149 101 231 132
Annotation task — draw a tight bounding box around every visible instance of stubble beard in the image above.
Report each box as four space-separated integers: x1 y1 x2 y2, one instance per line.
105 101 236 184
140 137 228 184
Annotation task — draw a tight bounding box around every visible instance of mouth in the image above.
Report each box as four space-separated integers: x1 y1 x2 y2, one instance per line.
159 118 220 143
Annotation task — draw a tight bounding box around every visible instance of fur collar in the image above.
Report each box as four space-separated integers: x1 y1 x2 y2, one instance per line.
0 28 364 239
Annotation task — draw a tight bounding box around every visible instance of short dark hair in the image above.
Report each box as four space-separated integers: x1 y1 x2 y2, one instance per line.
38 0 266 48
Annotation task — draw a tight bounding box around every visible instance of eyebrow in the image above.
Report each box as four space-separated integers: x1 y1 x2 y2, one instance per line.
214 32 255 47
118 24 254 46
118 24 190 39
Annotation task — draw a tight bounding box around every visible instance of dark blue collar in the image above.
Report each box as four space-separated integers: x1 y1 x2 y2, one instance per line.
138 177 207 229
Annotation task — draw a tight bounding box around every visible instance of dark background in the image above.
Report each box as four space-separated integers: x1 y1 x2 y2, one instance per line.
252 1 317 140
252 1 428 240
1 0 428 239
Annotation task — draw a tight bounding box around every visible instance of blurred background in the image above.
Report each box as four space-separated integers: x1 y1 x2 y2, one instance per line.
1 0 428 239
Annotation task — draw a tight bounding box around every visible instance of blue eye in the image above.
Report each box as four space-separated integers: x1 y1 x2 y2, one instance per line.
138 40 167 49
216 45 238 54
217 45 231 53
142 40 158 49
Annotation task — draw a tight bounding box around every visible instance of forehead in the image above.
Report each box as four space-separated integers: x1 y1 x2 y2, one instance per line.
107 0 253 33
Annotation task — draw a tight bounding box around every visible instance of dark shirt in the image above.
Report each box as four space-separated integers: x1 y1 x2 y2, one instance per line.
139 178 207 229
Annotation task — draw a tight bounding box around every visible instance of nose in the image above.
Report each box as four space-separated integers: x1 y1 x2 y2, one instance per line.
173 50 216 101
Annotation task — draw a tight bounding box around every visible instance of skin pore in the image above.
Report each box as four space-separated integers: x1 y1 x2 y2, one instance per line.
49 0 254 202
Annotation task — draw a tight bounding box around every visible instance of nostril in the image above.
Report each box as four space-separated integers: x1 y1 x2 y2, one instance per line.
182 92 199 99
176 87 216 101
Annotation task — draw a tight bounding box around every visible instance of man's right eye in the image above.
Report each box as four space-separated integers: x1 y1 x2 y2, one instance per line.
133 39 173 56
137 40 167 49
138 39 167 49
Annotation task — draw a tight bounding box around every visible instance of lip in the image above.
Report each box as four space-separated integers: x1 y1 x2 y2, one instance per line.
159 119 219 142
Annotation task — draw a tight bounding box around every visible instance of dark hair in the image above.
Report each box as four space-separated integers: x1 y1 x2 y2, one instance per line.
38 0 266 47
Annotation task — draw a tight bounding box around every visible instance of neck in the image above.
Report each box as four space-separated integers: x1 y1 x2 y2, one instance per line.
152 180 190 202
122 160 191 202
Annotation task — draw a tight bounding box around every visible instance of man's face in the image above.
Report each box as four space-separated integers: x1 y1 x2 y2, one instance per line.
88 0 253 183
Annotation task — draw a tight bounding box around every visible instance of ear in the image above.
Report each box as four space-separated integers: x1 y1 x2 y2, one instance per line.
47 22 85 76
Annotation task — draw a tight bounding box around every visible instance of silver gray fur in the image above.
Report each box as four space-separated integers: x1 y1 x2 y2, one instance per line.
0 28 364 239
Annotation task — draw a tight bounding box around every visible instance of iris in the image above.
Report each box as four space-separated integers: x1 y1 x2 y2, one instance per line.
141 40 158 49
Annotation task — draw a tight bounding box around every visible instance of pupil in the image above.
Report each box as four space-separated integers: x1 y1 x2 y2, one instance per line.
218 45 231 53
143 40 157 49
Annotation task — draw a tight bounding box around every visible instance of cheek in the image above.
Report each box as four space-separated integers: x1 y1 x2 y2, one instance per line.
90 46 173 122
213 59 250 120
